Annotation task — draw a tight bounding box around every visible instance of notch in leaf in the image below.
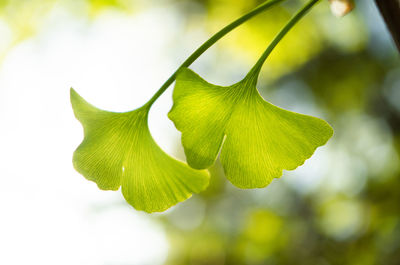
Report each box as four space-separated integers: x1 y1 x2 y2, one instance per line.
71 89 209 213
168 68 333 188
168 0 333 189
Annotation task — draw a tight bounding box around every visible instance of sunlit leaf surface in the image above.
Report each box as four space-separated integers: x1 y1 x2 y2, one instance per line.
71 88 209 212
169 68 333 188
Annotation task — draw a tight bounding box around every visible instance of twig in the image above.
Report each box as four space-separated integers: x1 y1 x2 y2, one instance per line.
375 0 400 52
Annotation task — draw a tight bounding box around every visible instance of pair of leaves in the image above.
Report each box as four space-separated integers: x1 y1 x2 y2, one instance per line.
71 66 332 212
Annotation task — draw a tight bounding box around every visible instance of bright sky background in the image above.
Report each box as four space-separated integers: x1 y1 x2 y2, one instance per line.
0 4 188 264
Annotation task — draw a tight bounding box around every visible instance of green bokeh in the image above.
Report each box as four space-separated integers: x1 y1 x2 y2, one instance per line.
1 0 398 264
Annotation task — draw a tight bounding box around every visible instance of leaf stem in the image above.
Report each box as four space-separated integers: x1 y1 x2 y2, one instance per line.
246 0 321 82
143 0 285 108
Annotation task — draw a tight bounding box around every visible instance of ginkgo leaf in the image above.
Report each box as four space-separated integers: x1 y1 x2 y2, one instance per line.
168 68 333 188
70 88 210 213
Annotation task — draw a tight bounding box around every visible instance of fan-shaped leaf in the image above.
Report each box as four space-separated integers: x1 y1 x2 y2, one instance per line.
169 68 333 188
71 88 210 212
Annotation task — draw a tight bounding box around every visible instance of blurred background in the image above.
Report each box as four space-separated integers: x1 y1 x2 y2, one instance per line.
0 0 399 264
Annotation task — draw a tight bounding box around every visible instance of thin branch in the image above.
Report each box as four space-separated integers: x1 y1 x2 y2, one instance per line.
375 0 400 52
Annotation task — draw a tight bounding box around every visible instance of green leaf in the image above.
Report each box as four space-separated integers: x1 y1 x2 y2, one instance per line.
70 88 210 213
168 68 333 188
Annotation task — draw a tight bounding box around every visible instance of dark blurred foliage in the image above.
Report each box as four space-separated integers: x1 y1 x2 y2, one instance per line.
155 1 400 265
